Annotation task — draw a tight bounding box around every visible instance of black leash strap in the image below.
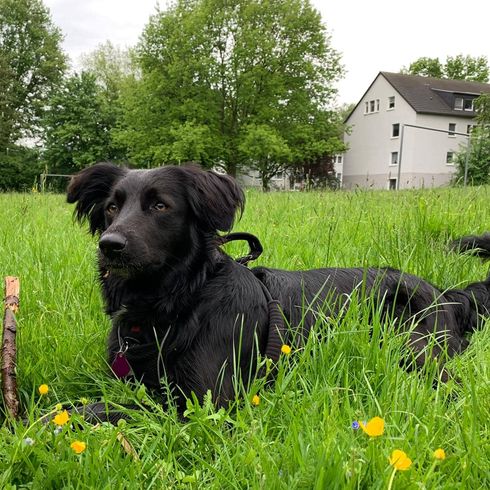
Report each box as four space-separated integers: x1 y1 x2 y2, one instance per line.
217 232 263 265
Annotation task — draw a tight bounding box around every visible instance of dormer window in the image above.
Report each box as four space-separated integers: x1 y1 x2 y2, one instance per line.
463 99 473 111
454 96 474 111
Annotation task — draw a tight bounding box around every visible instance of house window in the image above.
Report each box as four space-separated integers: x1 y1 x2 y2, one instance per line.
446 152 454 164
463 99 474 111
467 124 474 134
448 123 456 136
392 123 400 137
365 99 380 114
334 155 343 164
389 178 397 190
390 152 398 165
388 96 395 109
454 97 463 110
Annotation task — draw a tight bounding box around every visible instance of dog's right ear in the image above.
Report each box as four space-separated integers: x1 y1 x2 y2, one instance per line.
67 163 127 234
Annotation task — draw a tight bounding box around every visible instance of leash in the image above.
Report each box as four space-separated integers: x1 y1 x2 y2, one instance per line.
112 232 287 379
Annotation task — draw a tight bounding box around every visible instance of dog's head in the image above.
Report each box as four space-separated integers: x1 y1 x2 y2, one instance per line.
67 162 244 276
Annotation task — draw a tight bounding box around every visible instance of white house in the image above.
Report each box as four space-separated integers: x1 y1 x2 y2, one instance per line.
342 72 490 189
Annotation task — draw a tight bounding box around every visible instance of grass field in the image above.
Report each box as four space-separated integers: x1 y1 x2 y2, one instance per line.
0 186 489 489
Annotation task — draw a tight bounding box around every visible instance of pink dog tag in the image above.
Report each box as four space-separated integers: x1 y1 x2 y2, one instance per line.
111 352 132 378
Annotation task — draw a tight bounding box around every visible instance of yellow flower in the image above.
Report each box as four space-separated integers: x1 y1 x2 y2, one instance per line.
389 449 412 471
53 410 70 426
281 344 292 355
359 416 384 437
70 441 86 454
252 394 260 406
38 384 49 395
433 448 446 460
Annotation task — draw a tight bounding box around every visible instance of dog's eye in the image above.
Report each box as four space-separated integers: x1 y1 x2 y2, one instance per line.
152 202 167 212
106 203 118 214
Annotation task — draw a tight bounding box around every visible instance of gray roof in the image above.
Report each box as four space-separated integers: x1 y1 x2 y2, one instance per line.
346 72 490 122
381 71 490 117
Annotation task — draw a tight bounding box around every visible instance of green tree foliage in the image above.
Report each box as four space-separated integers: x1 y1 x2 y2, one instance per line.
403 55 489 82
116 0 345 186
0 0 66 150
453 94 490 184
42 72 126 173
239 124 291 191
0 147 41 190
403 57 444 78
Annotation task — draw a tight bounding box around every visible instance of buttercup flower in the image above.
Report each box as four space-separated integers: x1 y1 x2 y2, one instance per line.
252 395 260 406
359 416 384 437
53 410 70 426
433 448 446 460
281 344 292 355
38 384 49 395
70 441 86 454
389 449 412 470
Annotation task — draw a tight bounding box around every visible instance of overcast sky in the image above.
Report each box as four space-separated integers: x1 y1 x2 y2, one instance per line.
44 0 490 105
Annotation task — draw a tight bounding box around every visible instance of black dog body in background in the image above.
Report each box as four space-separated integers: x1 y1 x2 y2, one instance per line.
67 163 490 412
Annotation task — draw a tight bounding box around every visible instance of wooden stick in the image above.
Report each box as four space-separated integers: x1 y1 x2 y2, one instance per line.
2 276 20 419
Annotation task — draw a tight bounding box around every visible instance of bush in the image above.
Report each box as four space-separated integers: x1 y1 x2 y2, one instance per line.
0 147 42 191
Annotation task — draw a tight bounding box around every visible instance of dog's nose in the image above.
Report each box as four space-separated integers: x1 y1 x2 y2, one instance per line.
99 233 127 257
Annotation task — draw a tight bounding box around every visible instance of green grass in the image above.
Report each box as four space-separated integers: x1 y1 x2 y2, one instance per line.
0 186 489 489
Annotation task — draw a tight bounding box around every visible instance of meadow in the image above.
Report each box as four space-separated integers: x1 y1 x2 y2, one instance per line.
0 186 489 489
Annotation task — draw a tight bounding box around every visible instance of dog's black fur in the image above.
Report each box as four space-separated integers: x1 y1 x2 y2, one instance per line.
67 163 490 412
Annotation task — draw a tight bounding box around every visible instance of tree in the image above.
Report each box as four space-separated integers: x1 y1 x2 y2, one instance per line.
0 0 66 150
79 42 134 162
402 55 489 82
453 94 490 184
239 124 292 191
403 57 444 78
116 0 344 187
445 55 489 82
41 72 125 173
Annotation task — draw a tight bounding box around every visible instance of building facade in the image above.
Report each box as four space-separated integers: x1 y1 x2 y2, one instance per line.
342 72 490 189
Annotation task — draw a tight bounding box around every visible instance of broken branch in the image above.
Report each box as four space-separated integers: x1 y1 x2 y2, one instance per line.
2 276 20 419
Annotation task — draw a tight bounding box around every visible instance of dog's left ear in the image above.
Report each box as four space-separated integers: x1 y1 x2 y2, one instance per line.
185 166 245 232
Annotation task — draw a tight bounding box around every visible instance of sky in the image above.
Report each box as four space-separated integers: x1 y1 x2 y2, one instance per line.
44 0 490 105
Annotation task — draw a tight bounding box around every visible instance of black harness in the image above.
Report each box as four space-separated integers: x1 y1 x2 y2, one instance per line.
218 232 286 363
111 233 286 380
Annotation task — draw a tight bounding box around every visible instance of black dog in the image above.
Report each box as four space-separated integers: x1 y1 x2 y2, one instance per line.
67 163 490 414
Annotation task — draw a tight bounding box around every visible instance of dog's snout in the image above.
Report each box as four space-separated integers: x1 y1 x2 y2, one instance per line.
99 233 127 257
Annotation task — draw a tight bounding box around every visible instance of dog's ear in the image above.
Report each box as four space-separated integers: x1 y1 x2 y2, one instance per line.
67 163 127 234
184 166 245 232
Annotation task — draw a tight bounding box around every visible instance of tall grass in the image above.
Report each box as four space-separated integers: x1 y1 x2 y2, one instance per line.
0 186 489 488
